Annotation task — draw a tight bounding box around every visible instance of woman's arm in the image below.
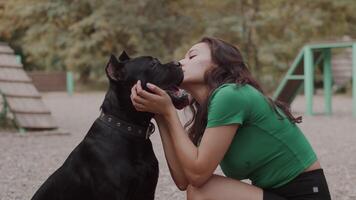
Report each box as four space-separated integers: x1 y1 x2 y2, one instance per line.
131 81 238 187
155 115 189 191
163 109 238 187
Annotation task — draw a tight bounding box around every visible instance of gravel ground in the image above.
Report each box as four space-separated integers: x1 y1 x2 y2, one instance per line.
0 91 355 200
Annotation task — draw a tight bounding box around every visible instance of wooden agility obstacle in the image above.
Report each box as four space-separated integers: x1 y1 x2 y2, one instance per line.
0 43 58 132
273 41 356 117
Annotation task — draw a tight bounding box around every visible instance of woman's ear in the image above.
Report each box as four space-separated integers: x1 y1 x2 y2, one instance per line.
105 54 126 81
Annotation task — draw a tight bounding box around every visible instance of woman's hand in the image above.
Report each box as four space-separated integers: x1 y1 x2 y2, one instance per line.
130 80 175 117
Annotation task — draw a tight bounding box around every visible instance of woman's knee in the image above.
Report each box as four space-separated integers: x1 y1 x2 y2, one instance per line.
186 184 205 200
186 175 221 200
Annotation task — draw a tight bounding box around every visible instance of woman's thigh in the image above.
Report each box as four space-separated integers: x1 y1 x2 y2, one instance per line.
186 174 263 200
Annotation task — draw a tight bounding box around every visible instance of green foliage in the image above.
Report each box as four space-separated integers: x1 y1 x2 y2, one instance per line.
0 0 195 82
0 0 355 90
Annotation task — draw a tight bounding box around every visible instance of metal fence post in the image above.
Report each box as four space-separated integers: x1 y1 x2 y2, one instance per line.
352 44 356 118
304 46 314 116
323 48 332 115
66 71 74 96
15 55 21 64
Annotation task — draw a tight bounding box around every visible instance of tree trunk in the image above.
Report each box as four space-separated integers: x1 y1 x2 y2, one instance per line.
79 68 91 84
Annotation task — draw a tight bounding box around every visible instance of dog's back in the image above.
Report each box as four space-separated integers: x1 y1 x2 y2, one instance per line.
32 119 159 200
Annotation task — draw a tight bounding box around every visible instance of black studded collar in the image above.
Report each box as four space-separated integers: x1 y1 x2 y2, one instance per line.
98 112 155 139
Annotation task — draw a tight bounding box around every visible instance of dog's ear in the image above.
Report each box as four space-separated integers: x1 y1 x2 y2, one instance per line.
119 50 130 61
105 54 126 81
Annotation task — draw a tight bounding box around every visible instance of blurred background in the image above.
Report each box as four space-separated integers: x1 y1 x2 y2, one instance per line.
1 0 356 91
0 1 356 200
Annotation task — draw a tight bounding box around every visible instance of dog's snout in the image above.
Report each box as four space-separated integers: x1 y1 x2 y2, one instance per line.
173 61 182 67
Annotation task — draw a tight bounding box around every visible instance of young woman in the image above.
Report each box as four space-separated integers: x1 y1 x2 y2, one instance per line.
130 37 331 200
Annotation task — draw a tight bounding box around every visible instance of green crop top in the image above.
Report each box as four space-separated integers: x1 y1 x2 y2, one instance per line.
206 83 317 189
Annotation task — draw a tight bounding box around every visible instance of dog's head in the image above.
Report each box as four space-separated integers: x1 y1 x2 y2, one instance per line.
105 51 189 110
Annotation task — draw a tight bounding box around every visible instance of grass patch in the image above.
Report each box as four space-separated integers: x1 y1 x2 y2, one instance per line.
0 117 17 132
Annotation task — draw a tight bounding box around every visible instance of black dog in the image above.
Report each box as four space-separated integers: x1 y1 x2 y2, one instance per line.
31 51 188 200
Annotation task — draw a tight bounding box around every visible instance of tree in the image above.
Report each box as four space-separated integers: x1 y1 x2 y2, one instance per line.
1 0 355 90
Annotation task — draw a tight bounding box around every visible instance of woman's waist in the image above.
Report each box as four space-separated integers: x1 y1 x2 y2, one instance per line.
303 160 321 173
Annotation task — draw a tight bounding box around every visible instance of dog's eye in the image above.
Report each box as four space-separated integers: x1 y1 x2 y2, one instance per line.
189 55 196 59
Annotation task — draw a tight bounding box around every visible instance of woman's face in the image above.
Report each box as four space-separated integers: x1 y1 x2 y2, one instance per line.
179 42 215 88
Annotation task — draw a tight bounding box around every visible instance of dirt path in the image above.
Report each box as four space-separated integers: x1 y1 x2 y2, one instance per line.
0 92 355 200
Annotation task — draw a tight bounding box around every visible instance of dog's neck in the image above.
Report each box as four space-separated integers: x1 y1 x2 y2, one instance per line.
100 86 153 128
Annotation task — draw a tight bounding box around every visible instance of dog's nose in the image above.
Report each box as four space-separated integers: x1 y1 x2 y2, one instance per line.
173 61 182 67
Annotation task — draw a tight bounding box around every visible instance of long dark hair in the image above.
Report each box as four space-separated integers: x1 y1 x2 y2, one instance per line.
185 37 302 145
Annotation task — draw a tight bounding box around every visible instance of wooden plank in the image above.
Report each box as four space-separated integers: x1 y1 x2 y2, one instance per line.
276 80 304 104
333 60 352 65
0 82 40 97
0 54 22 68
14 113 57 129
28 72 67 91
0 44 14 54
6 97 51 114
332 50 353 87
0 68 32 82
273 48 304 100
333 71 352 76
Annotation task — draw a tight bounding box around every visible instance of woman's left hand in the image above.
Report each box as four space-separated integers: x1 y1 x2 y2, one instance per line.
130 80 175 117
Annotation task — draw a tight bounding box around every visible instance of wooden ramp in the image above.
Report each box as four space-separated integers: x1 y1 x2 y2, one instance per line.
0 43 57 130
273 49 322 105
273 41 356 116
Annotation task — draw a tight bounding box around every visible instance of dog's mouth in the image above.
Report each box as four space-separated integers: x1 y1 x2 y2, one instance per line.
153 62 189 109
165 86 190 110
